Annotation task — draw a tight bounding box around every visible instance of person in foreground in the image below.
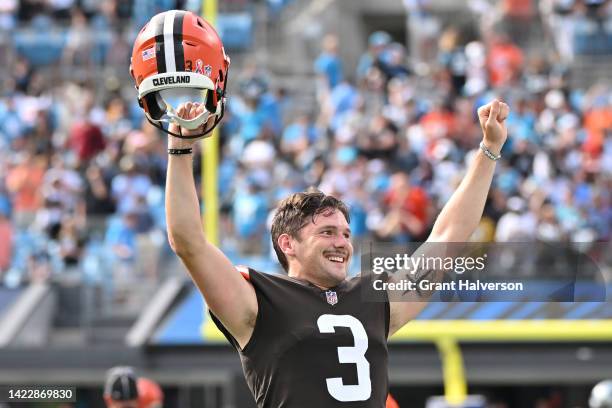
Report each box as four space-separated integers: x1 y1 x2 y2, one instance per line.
103 366 139 408
129 9 509 408
103 366 164 408
166 100 508 406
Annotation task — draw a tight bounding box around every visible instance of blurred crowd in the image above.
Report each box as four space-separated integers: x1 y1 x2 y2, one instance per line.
220 3 611 262
0 0 259 73
0 0 610 291
540 0 612 59
0 0 204 29
0 61 171 290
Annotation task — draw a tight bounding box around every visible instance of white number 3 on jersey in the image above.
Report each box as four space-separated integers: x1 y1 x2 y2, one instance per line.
317 314 372 402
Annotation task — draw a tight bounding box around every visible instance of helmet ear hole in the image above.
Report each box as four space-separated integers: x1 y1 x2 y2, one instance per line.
205 89 216 114
143 92 166 120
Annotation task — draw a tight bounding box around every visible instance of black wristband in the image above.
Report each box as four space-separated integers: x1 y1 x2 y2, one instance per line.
168 148 193 155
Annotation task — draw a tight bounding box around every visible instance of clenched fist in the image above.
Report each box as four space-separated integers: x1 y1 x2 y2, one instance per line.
477 99 510 154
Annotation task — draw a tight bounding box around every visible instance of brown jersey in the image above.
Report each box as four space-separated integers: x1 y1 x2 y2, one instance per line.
211 268 390 407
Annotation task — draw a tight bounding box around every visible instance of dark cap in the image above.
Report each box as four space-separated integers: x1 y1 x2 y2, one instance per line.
104 366 138 401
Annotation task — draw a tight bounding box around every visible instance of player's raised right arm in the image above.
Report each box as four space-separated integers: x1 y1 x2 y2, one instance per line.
165 103 257 349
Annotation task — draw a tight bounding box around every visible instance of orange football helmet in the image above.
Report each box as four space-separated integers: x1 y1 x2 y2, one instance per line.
130 10 230 139
137 377 163 408
386 394 400 408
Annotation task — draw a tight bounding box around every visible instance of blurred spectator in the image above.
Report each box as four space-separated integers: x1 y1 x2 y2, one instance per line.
500 0 537 47
48 0 75 20
540 0 578 61
0 94 28 145
103 366 139 408
62 9 92 66
111 155 152 215
27 249 52 283
0 211 13 279
377 172 431 242
377 42 411 85
5 151 47 228
495 196 537 241
463 41 488 96
324 80 359 131
536 202 564 241
280 113 320 165
404 0 442 63
314 34 343 91
357 114 400 160
18 0 46 21
230 73 280 144
232 178 269 254
105 208 139 296
486 31 525 88
84 163 116 233
438 27 468 95
357 31 391 84
68 117 106 166
0 0 17 31
57 216 86 269
42 154 84 216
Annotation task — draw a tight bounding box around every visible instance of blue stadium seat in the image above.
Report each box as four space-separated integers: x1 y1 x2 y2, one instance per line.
90 16 113 65
217 12 254 51
266 0 295 19
12 16 67 65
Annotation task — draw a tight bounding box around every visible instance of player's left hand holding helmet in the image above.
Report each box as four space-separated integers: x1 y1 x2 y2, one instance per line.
130 10 230 139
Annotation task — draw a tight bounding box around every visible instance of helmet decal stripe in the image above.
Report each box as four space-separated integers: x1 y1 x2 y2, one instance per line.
163 10 177 72
154 14 166 74
172 11 186 72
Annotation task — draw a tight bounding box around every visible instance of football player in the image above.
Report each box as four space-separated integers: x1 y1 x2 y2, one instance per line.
131 10 509 407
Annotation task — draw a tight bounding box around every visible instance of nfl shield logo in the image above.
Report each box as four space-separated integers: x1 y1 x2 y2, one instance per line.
204 64 212 77
325 290 338 306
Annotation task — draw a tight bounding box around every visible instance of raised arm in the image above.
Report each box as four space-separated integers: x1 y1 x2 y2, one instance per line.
166 103 257 348
388 99 510 336
427 100 509 242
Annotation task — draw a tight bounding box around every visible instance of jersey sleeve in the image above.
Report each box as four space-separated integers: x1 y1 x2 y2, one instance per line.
208 266 265 353
209 309 241 350
359 270 392 340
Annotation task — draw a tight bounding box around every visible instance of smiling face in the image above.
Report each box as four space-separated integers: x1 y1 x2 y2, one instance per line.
279 209 353 288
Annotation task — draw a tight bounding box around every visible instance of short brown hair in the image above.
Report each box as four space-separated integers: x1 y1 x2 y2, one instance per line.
271 188 350 272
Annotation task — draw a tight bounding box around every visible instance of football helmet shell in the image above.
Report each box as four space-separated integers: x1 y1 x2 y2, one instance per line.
130 10 230 138
137 377 164 408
